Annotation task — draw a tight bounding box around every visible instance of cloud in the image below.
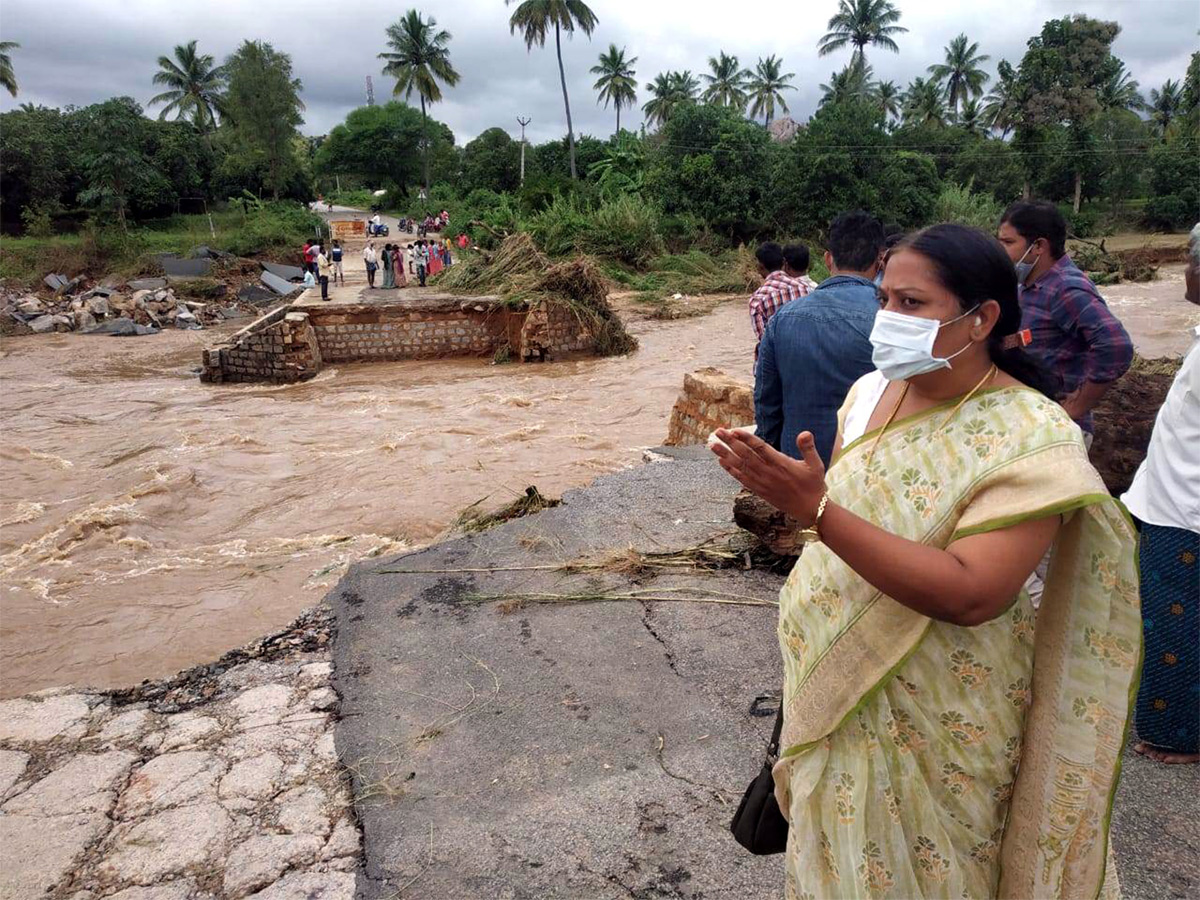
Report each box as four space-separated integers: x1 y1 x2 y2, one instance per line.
0 0 1194 144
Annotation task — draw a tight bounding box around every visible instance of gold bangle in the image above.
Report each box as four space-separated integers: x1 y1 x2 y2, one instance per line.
812 492 830 533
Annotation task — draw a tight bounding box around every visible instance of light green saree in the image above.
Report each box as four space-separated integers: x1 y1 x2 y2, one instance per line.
774 381 1140 900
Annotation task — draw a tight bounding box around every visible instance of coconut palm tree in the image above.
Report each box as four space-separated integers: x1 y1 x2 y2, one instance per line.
642 70 699 129
874 79 902 121
902 76 946 127
1097 61 1144 113
0 41 19 97
746 55 796 126
507 0 599 180
927 33 990 117
379 10 460 198
590 44 637 134
818 0 907 66
982 59 1019 137
1148 79 1182 134
149 40 227 134
957 98 985 135
819 61 875 108
701 51 750 110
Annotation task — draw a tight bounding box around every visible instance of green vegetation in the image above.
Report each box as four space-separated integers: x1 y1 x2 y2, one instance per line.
379 10 460 197
3 2 1195 295
0 204 322 282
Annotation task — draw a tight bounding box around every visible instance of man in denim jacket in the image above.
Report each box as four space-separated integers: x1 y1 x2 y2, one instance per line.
755 210 883 466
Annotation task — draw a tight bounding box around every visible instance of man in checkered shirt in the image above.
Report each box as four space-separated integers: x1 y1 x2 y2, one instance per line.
748 242 806 357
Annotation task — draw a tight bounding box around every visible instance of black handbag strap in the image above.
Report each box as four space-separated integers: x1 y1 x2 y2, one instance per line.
766 700 784 764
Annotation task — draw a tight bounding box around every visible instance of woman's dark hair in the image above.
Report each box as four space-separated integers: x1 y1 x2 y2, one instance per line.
897 224 1061 397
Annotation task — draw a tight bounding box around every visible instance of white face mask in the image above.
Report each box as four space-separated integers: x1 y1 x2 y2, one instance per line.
870 306 981 382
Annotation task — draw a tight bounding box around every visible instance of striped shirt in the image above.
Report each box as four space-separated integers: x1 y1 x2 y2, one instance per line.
749 271 809 346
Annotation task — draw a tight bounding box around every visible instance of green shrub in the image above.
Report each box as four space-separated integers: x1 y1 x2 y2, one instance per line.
20 205 55 238
933 183 1003 231
578 195 664 267
524 194 592 257
225 202 323 256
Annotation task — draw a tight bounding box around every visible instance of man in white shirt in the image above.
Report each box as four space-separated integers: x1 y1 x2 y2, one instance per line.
370 213 383 236
362 241 378 289
1120 227 1200 764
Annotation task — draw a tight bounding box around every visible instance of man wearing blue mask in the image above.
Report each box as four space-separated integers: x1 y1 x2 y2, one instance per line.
997 201 1133 442
755 210 882 465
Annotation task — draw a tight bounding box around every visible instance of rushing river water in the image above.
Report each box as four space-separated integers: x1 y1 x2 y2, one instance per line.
2 268 1197 698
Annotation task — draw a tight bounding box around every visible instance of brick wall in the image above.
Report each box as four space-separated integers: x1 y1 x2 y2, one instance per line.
307 303 511 362
200 307 322 384
518 302 594 360
664 368 755 445
199 298 599 384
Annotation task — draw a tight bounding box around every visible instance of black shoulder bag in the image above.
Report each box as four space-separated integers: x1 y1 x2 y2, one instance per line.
729 701 788 854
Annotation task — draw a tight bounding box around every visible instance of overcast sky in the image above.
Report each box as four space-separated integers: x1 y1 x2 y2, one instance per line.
1 0 1196 144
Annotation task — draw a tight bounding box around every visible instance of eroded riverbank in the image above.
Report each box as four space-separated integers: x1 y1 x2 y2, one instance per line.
0 302 755 696
2 265 1197 698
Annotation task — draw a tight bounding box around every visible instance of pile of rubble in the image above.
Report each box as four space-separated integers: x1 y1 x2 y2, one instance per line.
1 280 264 338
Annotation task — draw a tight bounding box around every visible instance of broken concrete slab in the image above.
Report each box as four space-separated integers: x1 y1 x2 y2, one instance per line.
128 278 168 292
221 306 253 320
331 455 784 898
44 273 68 291
0 812 110 898
83 318 160 337
160 256 212 278
262 262 306 282
238 284 277 305
0 694 92 743
261 272 299 296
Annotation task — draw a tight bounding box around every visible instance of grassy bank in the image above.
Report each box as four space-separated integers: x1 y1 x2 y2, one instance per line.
0 204 325 287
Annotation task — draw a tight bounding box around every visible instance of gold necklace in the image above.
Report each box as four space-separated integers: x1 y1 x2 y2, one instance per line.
865 365 998 464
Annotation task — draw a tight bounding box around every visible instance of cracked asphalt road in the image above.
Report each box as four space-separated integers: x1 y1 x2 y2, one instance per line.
331 448 1198 899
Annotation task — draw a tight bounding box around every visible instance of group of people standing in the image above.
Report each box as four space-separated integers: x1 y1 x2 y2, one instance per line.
301 238 344 301
712 204 1197 898
360 239 454 290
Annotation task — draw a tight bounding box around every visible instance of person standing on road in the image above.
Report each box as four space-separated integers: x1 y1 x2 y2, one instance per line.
997 201 1134 441
714 224 1137 900
393 240 407 288
363 240 378 289
301 240 313 275
316 243 331 301
755 210 883 467
331 240 345 286
415 241 428 287
748 242 805 358
1122 225 1200 766
381 244 396 289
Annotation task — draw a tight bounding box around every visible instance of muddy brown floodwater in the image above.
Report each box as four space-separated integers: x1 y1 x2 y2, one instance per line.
2 269 1197 698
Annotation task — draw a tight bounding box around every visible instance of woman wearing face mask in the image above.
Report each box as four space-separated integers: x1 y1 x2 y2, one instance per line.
713 225 1136 900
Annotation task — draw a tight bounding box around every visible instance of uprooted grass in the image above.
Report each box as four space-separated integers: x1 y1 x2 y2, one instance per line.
433 232 638 356
478 586 778 614
451 485 562 534
378 532 795 580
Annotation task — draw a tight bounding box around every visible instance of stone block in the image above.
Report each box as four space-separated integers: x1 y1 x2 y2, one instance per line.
222 833 323 898
0 694 91 743
3 750 137 817
118 750 225 818
219 752 285 802
244 871 355 900
0 812 109 897
101 802 232 883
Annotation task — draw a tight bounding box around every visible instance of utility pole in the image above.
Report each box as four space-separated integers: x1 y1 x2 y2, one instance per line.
517 116 531 186
365 76 375 107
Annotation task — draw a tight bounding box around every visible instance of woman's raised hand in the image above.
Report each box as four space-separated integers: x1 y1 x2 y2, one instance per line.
710 429 828 525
